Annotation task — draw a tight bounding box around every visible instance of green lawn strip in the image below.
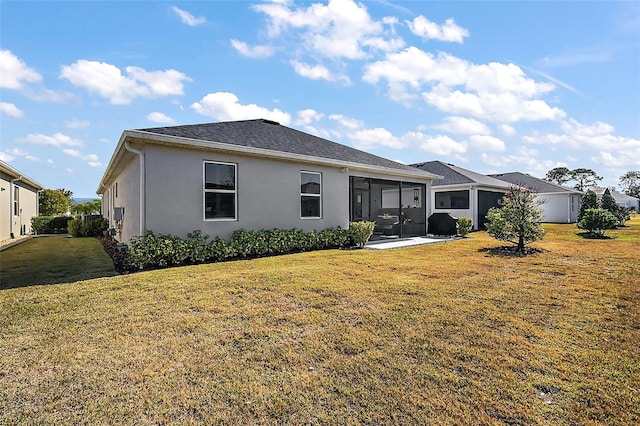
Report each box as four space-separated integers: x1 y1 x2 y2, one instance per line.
0 219 638 424
0 236 117 289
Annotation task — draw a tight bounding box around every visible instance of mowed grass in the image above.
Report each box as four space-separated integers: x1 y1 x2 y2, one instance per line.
1 218 639 425
0 236 117 289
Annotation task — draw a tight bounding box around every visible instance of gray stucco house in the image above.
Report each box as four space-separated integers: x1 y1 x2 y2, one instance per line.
97 119 441 242
1 160 44 241
489 172 582 223
411 161 512 230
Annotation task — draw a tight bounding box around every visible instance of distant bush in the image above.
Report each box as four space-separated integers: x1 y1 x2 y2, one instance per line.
349 221 375 247
577 208 617 237
31 216 72 234
68 217 108 237
456 217 473 237
124 227 351 271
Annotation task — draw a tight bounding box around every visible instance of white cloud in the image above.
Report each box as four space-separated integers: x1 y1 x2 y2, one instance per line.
480 147 542 169
60 60 191 104
2 148 39 162
191 92 292 125
433 116 491 135
64 118 90 128
0 152 14 162
328 114 364 131
289 60 350 84
21 132 84 147
172 6 206 26
364 46 565 123
423 89 566 123
230 39 274 58
295 109 324 125
0 49 42 89
253 0 403 60
0 102 24 118
411 133 467 156
468 135 506 152
407 16 469 43
62 149 102 167
499 124 516 136
522 118 640 168
147 112 176 124
349 127 405 149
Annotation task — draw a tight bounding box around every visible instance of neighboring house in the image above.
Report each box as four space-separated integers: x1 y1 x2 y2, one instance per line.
591 186 640 213
489 172 583 223
411 161 512 230
97 119 441 243
1 160 44 240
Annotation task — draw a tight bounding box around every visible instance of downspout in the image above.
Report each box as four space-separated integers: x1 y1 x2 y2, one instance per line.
10 176 23 239
124 141 145 236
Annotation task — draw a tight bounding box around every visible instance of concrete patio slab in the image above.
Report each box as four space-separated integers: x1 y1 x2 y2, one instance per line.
365 236 457 250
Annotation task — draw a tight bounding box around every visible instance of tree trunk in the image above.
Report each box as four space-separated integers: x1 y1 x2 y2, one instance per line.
517 234 525 253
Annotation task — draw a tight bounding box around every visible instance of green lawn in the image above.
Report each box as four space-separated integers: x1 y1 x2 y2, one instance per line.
0 219 639 424
0 236 117 289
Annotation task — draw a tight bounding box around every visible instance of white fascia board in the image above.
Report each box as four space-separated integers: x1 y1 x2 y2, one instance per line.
0 160 45 190
124 130 443 181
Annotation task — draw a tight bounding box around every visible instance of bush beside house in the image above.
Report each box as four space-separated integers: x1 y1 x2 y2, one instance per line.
117 227 352 272
31 216 73 234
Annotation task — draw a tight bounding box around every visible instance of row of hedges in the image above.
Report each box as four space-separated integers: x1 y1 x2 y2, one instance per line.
123 227 352 271
31 216 73 234
68 217 108 238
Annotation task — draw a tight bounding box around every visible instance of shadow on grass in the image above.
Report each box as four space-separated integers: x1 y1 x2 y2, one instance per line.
478 246 547 257
576 232 614 240
0 236 118 290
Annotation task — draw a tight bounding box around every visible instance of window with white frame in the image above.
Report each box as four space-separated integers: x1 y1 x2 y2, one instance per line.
300 171 321 218
13 185 19 215
204 161 237 220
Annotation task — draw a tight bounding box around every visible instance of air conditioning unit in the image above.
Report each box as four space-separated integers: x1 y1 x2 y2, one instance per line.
113 207 125 221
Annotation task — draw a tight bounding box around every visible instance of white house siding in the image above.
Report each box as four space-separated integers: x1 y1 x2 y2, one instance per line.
536 193 580 223
105 153 141 243
430 186 477 229
143 144 351 241
1 168 42 240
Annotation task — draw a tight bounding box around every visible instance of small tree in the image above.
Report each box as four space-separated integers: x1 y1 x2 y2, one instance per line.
39 188 73 216
577 189 599 222
601 189 629 226
578 208 617 237
485 187 546 253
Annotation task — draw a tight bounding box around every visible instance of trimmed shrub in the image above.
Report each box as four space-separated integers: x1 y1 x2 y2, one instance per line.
577 208 617 237
349 221 375 247
121 227 350 272
31 216 72 234
68 217 108 237
456 217 473 237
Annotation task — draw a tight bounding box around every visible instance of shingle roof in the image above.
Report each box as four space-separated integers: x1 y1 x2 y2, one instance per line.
137 119 425 174
411 161 511 188
489 172 582 194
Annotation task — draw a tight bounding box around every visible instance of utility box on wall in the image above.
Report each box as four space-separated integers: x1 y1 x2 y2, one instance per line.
113 207 125 222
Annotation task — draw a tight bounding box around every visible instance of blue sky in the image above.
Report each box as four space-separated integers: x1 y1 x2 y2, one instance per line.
1 0 638 197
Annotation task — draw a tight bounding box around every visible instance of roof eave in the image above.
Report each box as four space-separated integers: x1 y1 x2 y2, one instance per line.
98 130 442 185
0 161 45 190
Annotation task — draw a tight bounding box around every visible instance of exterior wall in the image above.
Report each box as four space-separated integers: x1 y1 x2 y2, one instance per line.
142 144 351 241
109 155 141 242
0 175 10 240
430 186 477 229
535 193 580 223
1 173 40 240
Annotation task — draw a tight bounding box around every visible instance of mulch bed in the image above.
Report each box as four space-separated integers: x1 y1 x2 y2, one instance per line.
479 246 547 257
